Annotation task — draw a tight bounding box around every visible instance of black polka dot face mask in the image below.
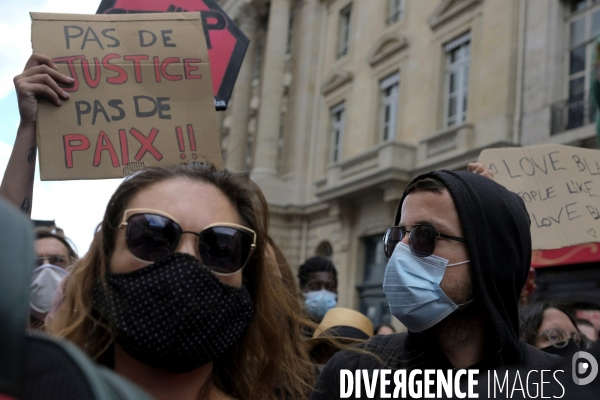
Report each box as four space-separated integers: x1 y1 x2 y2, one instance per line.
92 252 253 373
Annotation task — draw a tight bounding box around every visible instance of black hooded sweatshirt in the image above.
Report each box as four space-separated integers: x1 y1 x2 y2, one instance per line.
310 170 560 400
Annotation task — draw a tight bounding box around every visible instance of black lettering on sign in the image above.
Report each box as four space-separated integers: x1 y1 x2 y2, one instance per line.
157 97 171 119
108 99 126 121
531 202 580 227
503 159 522 179
565 202 581 221
201 11 226 49
138 30 157 47
64 25 83 50
586 205 600 220
75 100 91 126
134 95 157 118
548 151 566 171
101 28 120 48
82 27 104 50
92 100 111 125
161 30 176 47
133 96 171 119
566 180 598 197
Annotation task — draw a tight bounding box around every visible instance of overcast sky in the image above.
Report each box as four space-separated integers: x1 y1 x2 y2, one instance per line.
0 0 123 256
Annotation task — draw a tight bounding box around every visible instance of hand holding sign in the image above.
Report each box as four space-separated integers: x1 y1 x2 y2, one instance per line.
31 12 223 180
14 54 72 123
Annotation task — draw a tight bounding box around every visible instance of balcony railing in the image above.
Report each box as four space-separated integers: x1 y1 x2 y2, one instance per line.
315 141 415 199
551 90 597 136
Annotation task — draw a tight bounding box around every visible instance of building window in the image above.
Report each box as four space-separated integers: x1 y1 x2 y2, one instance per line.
387 0 404 25
444 32 470 128
567 0 600 99
357 234 391 327
551 0 600 135
337 4 352 59
330 102 345 163
380 72 399 142
564 0 600 128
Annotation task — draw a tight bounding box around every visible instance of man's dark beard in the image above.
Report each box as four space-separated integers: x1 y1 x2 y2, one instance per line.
433 297 484 348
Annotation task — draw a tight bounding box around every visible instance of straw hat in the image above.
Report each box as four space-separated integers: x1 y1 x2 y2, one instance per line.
308 307 374 352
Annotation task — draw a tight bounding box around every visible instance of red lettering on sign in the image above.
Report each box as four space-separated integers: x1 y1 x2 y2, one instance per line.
187 124 197 151
63 134 90 168
119 129 129 165
93 130 120 167
130 127 163 161
184 58 202 79
175 126 185 151
53 55 85 92
102 53 127 84
81 57 101 88
161 57 182 81
153 56 161 83
124 54 149 83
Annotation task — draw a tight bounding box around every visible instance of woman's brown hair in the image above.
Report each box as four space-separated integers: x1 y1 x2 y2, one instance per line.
47 163 315 400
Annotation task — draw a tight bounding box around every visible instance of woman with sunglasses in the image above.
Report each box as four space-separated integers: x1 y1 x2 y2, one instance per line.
45 163 316 400
6 53 316 399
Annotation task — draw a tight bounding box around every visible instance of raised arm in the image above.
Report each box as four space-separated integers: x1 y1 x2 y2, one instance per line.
0 54 72 215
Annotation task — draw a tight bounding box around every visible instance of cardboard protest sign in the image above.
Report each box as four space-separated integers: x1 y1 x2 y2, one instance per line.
96 0 250 111
478 144 600 250
31 12 223 180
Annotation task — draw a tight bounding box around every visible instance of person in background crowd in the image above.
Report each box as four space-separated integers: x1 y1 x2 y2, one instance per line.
374 324 396 335
308 308 373 373
30 228 78 330
575 317 597 343
0 54 80 330
34 228 77 270
8 53 314 400
298 256 338 322
311 170 559 400
519 302 590 358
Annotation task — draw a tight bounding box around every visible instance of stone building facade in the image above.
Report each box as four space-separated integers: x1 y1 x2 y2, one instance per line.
217 0 523 327
520 0 598 149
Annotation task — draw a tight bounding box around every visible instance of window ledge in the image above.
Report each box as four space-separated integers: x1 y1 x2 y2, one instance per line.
418 123 475 159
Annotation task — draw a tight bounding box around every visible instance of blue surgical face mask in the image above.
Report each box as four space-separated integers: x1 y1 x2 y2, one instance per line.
304 289 337 322
383 242 470 332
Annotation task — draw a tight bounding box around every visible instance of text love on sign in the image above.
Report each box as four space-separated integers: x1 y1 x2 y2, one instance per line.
478 144 600 250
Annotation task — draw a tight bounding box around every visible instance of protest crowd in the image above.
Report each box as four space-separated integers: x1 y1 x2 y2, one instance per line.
1 6 600 400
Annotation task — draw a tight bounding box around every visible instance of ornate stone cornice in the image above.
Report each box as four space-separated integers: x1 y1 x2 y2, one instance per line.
428 0 483 30
366 33 409 67
321 70 353 95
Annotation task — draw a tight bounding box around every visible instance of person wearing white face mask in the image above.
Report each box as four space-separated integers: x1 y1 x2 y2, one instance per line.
311 170 561 400
30 263 68 329
30 228 77 330
298 257 338 323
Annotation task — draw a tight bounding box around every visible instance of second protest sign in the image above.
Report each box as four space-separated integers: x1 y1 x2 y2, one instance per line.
478 144 600 250
31 12 223 180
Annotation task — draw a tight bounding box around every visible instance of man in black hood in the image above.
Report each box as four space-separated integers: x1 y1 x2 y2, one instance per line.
310 170 560 399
